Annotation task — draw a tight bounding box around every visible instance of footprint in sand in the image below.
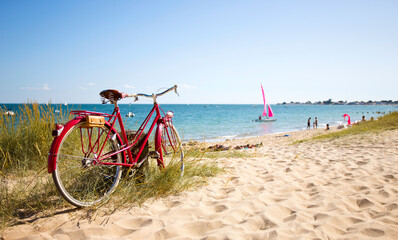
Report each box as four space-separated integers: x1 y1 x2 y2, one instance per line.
356 198 374 208
239 213 276 231
378 189 390 198
262 175 274 182
343 177 355 182
356 160 368 166
140 218 155 227
361 228 385 237
307 204 319 209
306 182 315 188
352 185 369 191
383 174 395 180
228 176 240 184
213 204 228 213
314 213 329 221
222 188 236 195
183 220 224 236
116 217 164 230
283 213 296 222
349 217 364 224
166 201 182 208
385 203 397 211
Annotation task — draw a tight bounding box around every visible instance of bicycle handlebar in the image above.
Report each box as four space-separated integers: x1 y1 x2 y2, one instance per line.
100 85 178 104
127 85 178 102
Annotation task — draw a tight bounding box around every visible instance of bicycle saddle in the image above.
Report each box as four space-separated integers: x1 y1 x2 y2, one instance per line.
100 89 128 102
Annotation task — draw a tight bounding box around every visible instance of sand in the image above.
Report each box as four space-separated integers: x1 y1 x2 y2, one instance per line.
2 128 398 240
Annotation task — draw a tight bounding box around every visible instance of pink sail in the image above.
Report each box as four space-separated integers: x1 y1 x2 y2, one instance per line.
261 84 267 117
261 84 274 118
267 104 274 118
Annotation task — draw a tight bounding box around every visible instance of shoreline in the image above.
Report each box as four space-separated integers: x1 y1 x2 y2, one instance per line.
193 125 339 144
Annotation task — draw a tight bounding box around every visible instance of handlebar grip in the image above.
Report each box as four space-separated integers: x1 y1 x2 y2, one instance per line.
174 85 179 96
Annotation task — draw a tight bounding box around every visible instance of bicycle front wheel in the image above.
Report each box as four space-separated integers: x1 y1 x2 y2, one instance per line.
158 123 184 175
52 121 123 207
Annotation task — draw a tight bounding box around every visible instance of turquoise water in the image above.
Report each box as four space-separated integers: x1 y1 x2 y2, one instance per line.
2 103 397 142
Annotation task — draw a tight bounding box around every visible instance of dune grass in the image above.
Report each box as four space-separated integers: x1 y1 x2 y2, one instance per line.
311 111 398 141
0 102 69 228
0 102 69 172
0 153 223 229
0 102 223 230
109 157 222 209
292 111 398 145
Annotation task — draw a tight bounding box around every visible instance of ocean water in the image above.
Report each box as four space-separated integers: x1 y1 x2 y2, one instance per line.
2 103 397 142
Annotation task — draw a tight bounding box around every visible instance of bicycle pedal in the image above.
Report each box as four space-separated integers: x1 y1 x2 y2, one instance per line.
149 151 160 159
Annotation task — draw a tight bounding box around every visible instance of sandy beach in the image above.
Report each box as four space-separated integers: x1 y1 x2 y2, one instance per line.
2 127 398 240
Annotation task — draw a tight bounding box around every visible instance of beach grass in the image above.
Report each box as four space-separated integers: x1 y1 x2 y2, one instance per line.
291 111 398 145
0 102 69 172
0 102 68 228
312 111 398 140
109 157 223 209
0 102 222 230
0 153 223 229
0 170 60 226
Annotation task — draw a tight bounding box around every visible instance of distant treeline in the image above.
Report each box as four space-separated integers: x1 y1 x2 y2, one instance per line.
278 99 398 106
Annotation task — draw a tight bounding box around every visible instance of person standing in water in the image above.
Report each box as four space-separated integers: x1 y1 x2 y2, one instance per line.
315 117 318 129
307 117 311 129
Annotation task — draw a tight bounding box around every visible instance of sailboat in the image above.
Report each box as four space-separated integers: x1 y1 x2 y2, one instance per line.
253 84 277 122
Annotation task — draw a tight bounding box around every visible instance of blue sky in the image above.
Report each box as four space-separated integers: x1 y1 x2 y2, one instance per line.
1 0 397 104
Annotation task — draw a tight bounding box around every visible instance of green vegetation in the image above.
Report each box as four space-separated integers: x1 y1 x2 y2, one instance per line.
0 102 222 230
312 111 398 141
111 158 222 208
0 103 69 171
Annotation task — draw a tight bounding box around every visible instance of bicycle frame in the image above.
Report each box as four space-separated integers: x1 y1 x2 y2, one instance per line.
48 101 173 173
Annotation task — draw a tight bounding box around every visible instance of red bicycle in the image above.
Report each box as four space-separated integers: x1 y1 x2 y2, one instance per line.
48 85 183 207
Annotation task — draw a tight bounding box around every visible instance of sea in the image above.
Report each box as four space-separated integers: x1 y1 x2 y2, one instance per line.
2 103 397 142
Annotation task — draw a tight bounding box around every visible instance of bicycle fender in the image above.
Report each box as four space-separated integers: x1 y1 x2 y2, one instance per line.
47 117 123 173
154 123 165 166
48 117 83 173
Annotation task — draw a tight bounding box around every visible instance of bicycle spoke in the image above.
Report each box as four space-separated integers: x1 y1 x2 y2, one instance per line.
52 123 122 207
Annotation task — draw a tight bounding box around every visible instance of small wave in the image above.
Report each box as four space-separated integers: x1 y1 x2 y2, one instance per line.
330 120 344 125
214 134 239 140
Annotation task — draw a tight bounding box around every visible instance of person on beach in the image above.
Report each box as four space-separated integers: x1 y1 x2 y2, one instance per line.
362 116 366 122
326 124 330 130
315 117 318 129
307 117 311 129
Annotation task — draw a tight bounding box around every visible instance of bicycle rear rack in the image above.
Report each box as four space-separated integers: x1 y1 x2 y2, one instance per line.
70 110 113 117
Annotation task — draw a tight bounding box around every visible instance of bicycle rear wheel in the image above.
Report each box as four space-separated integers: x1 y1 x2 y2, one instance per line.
52 121 123 207
158 123 184 175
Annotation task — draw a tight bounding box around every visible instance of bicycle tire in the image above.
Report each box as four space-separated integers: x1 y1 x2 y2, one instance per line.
158 123 184 175
52 121 123 207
